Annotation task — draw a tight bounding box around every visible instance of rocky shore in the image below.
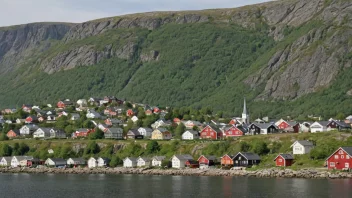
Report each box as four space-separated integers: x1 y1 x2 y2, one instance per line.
1 167 352 179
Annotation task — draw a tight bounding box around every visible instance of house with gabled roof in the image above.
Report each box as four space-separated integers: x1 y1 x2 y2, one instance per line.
232 152 261 167
223 125 246 137
127 129 143 139
310 121 329 133
33 128 51 139
221 154 235 167
327 120 351 131
151 128 172 140
326 147 352 170
11 156 34 167
22 104 33 113
200 125 223 140
88 157 98 168
123 157 137 168
137 157 151 167
152 156 166 167
198 155 217 169
274 154 294 167
290 140 314 155
138 127 153 138
25 115 38 124
49 128 66 139
104 128 123 139
171 154 194 169
20 124 39 136
275 119 300 133
97 157 110 167
7 129 20 139
45 158 67 167
248 123 278 135
67 158 86 166
0 157 12 167
182 130 199 140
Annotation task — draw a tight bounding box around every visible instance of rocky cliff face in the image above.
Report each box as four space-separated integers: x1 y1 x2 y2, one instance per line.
0 0 351 101
0 23 73 73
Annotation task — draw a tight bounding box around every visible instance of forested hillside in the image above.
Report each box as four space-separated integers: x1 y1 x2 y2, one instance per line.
0 0 351 119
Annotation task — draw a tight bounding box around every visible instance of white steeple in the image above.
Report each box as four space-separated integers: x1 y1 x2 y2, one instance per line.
242 98 249 124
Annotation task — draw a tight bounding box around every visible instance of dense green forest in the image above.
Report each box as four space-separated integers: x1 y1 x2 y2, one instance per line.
0 20 351 119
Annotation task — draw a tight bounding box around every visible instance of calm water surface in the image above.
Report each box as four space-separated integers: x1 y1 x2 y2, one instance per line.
0 173 351 198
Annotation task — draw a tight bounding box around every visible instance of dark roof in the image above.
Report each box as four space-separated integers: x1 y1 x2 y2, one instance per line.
106 128 123 134
50 158 66 163
294 140 314 146
128 129 140 136
287 121 298 126
173 154 194 160
153 156 166 161
341 147 352 156
317 121 330 126
334 121 351 128
235 152 261 160
275 154 294 160
251 123 277 129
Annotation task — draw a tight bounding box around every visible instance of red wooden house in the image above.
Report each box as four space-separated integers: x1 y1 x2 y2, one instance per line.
200 125 223 140
221 154 234 167
198 155 217 169
25 115 38 124
126 109 134 117
185 159 199 168
153 107 160 114
229 119 238 125
73 128 95 138
326 147 352 170
224 126 245 137
276 120 300 133
274 154 294 167
7 129 20 138
57 100 73 109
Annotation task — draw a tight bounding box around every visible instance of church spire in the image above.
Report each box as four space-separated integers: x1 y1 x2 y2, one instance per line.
243 97 247 115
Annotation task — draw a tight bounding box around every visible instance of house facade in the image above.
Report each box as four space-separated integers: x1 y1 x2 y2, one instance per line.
138 127 153 138
181 130 199 140
326 147 352 170
127 129 144 139
274 154 294 167
171 154 194 169
291 140 314 155
104 128 123 139
223 126 245 137
88 157 98 168
45 158 67 167
7 129 20 138
20 124 39 135
248 123 278 135
123 157 137 168
198 155 217 169
200 125 222 140
152 156 166 167
0 157 12 167
97 157 110 167
67 158 86 166
33 128 51 139
310 121 329 133
151 128 172 140
232 152 261 167
221 154 234 167
137 157 151 167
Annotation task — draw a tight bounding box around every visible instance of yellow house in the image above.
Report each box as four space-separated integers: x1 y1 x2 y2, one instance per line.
151 128 172 140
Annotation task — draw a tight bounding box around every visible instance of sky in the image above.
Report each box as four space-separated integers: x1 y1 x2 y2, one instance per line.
0 0 272 27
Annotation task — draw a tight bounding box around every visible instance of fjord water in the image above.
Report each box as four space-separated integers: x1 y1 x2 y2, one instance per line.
0 174 351 198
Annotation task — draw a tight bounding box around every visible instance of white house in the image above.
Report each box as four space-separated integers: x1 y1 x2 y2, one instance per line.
67 158 86 166
152 156 166 167
49 128 66 139
182 130 199 140
88 157 98 168
11 156 33 167
45 158 67 167
77 99 88 107
151 119 171 129
33 128 51 138
300 122 312 133
20 124 39 135
0 157 12 167
71 113 80 121
123 157 137 168
291 140 314 155
86 110 101 119
131 116 139 123
183 120 202 129
171 154 194 169
97 157 110 167
310 121 329 133
137 157 151 167
138 127 153 138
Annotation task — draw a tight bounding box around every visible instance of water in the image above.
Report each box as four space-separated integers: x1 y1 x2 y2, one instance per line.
0 173 351 198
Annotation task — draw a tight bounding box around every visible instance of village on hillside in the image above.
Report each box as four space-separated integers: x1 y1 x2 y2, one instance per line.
1 96 352 171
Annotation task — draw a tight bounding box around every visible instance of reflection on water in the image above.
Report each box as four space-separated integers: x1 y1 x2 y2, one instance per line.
0 173 351 198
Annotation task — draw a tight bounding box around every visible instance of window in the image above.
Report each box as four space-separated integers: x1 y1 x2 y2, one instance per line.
330 162 335 167
341 155 344 159
278 159 282 162
339 150 344 154
335 155 339 159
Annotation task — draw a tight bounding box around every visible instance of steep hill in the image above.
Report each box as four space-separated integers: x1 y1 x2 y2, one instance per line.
0 0 351 119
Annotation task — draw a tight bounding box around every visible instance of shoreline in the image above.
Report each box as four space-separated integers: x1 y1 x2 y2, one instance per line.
1 167 352 179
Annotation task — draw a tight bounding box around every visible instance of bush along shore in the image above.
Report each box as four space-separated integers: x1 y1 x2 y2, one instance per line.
1 167 352 179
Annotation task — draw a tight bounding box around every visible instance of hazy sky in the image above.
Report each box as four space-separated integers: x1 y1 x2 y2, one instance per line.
0 0 272 27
